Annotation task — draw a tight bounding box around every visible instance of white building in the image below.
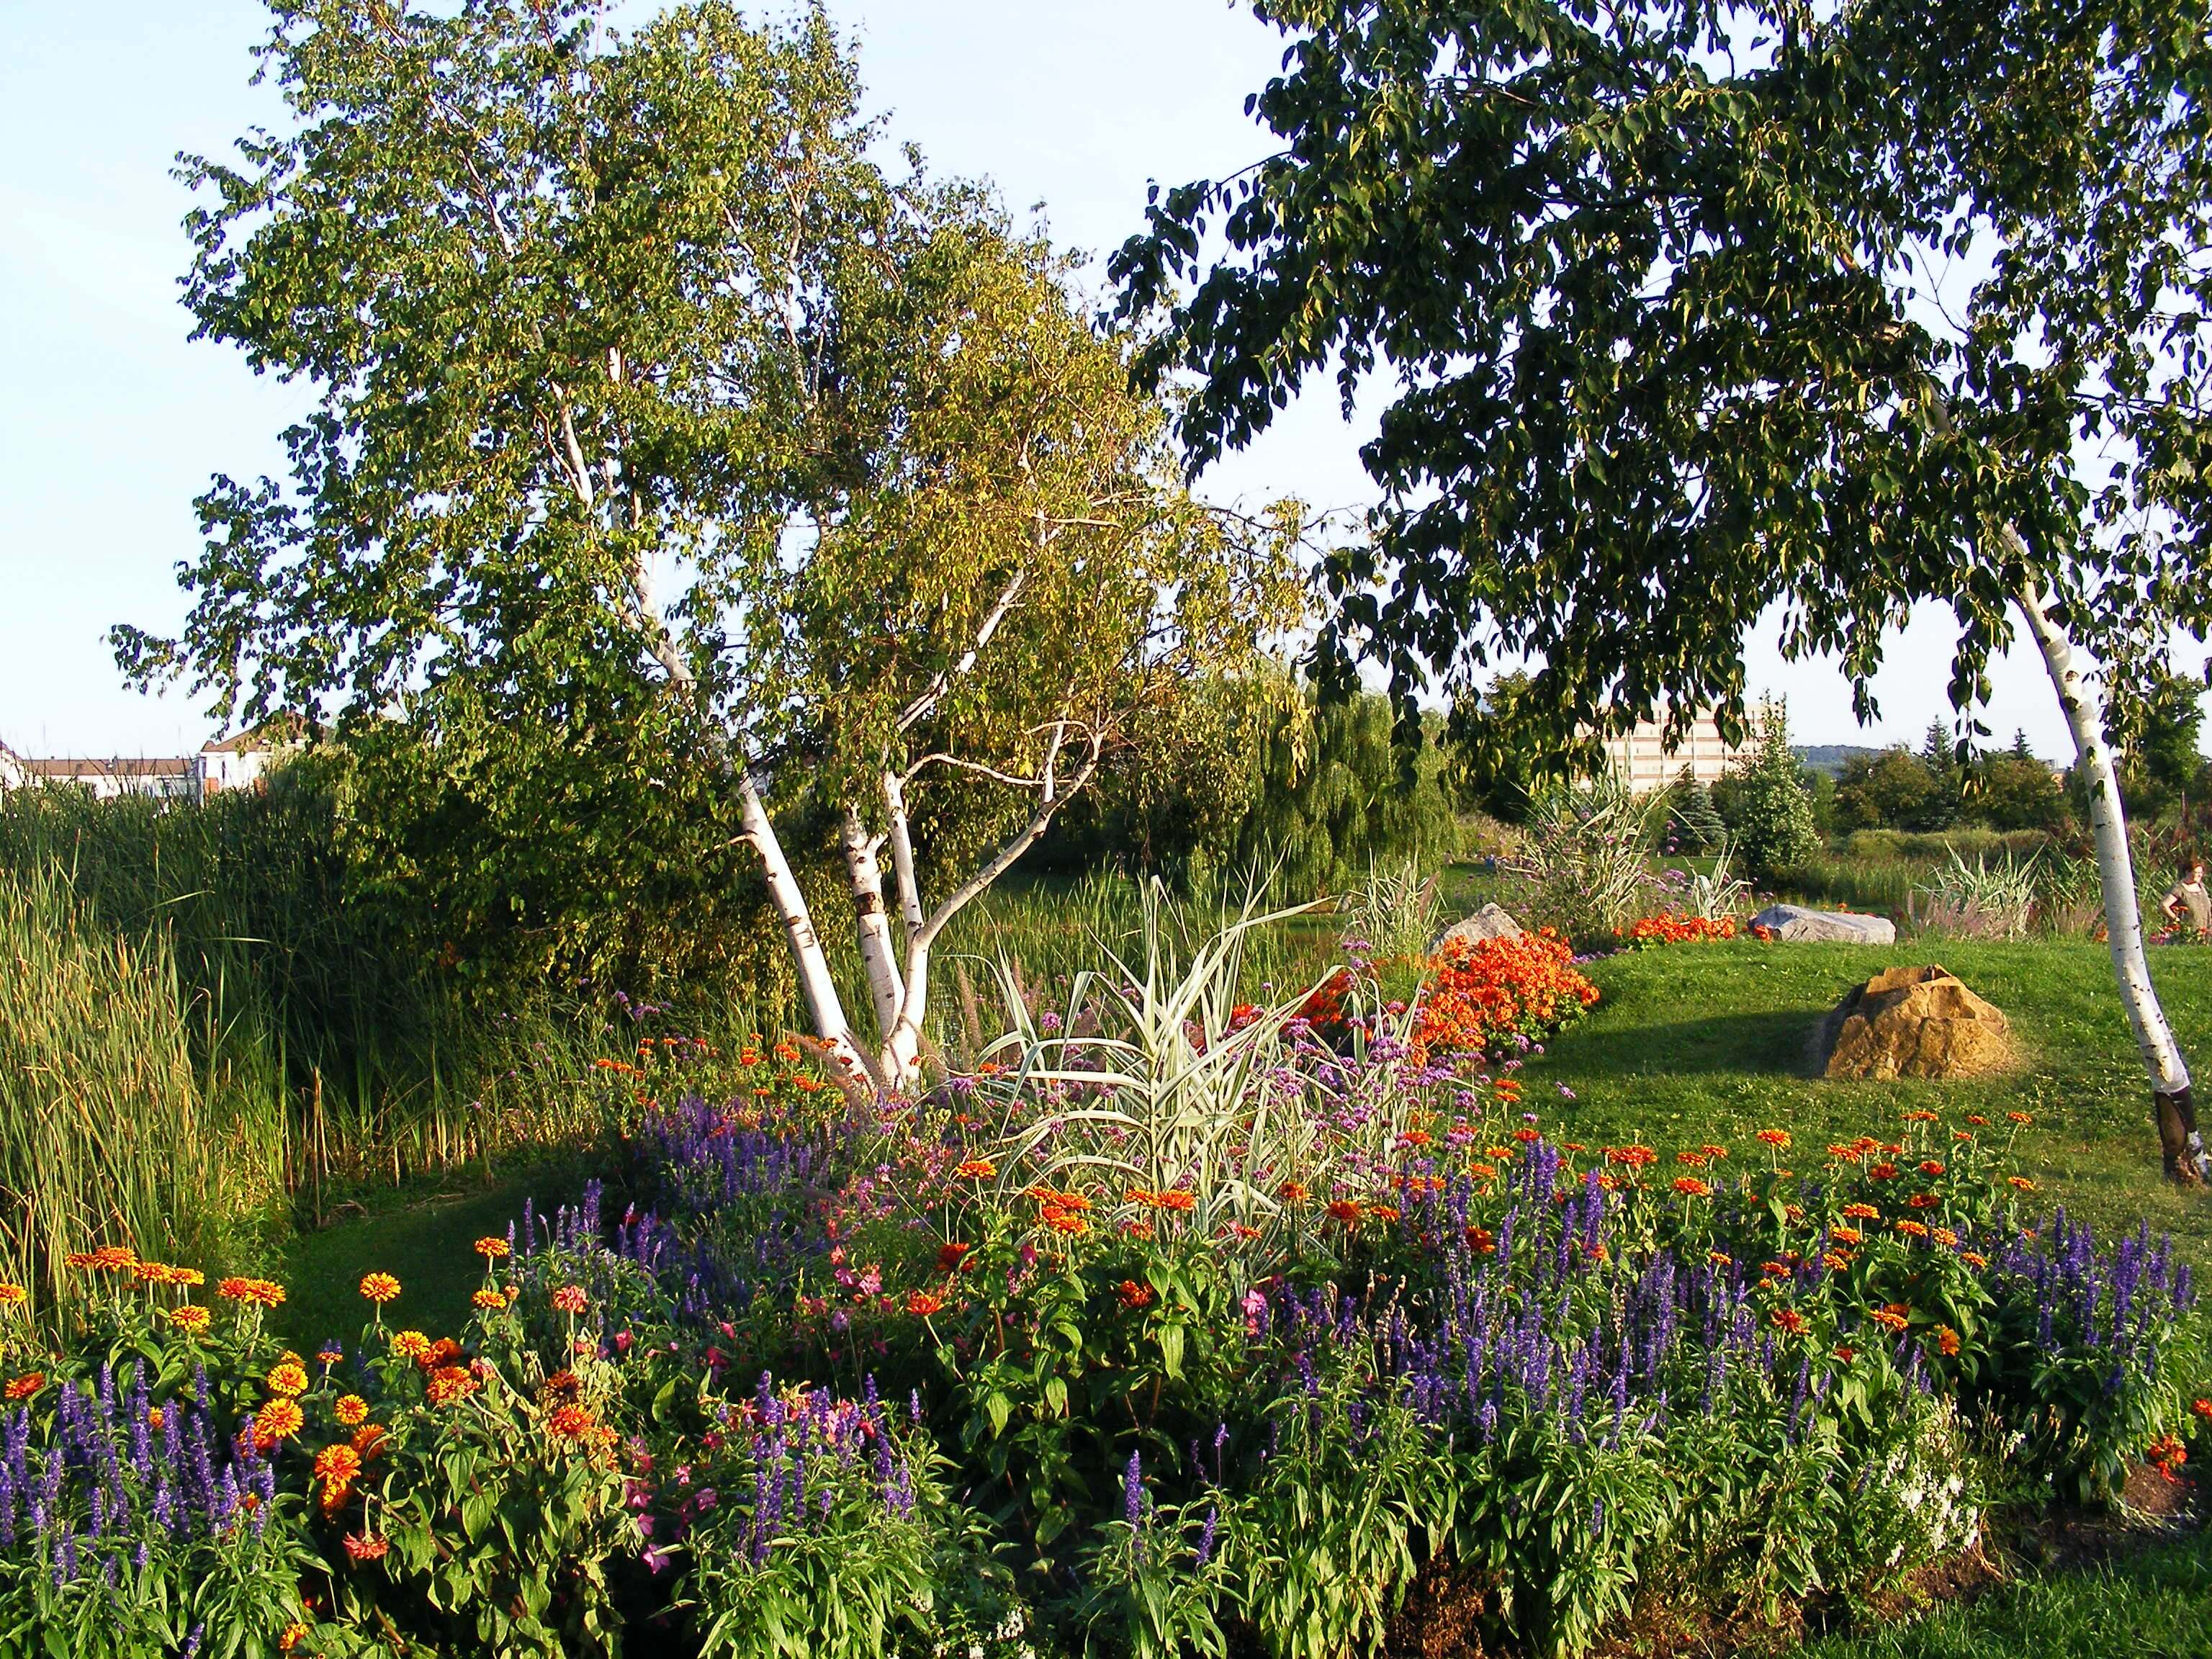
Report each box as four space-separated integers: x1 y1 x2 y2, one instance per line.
0 729 287 803
1596 710 1748 791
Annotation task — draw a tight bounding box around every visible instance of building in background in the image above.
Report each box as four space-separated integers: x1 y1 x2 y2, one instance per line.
0 728 289 802
1596 710 1748 791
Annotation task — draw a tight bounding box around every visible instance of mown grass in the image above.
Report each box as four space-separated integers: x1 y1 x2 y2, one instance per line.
1522 938 2212 1264
1802 1528 2212 1658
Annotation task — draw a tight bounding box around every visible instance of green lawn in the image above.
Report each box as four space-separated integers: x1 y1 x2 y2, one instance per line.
1801 1529 2212 1658
1524 938 2212 1267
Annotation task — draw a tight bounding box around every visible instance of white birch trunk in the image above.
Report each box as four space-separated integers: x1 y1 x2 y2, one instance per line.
739 775 878 1087
841 806 907 1039
2015 578 2206 1182
883 773 927 936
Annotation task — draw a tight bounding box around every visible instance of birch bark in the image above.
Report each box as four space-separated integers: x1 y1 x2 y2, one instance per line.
2015 577 2207 1184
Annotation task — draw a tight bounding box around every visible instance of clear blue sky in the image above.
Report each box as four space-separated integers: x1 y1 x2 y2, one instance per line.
0 0 2154 762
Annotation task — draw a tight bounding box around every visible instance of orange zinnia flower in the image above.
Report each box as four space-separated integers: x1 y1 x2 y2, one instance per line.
1672 1176 1712 1197
1326 1199 1362 1224
335 1395 369 1427
359 1272 401 1305
4 1373 44 1401
473 1236 511 1259
955 1159 996 1180
905 1290 945 1316
168 1305 211 1335
1116 1280 1154 1310
551 1285 589 1315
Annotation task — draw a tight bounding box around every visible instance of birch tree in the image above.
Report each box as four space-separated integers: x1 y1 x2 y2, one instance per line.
1116 0 2212 1184
117 0 1303 1090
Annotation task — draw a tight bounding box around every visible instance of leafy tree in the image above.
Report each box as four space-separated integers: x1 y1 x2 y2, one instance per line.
2111 671 2211 821
1833 747 1950 835
1962 735 2067 834
1444 670 1595 824
1714 703 1821 881
1116 0 2212 1182
117 0 1302 1088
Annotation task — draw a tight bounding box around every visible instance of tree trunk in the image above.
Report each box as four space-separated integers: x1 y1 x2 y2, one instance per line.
2015 580 2207 1185
841 806 907 1040
739 774 878 1087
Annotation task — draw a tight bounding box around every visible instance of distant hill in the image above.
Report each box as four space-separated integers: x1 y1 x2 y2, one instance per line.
1794 743 1890 776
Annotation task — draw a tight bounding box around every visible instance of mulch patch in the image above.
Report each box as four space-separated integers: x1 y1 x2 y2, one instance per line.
1377 1462 2203 1658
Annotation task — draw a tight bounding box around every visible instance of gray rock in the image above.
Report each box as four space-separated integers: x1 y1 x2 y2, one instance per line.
1750 903 1897 945
1431 903 1524 953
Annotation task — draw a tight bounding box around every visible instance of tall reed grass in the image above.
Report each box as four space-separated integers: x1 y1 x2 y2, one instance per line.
0 863 287 1315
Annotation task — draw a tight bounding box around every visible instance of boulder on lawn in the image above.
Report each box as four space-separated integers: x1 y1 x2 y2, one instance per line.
1431 903 1523 954
1751 902 1897 945
1820 964 2011 1080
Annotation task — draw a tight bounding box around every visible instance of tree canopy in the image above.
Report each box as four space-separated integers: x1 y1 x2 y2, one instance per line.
120 0 1303 1081
1115 0 2212 754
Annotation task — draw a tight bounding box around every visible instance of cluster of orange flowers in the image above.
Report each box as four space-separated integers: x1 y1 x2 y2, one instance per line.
1410 930 1601 1065
1025 1186 1092 1236
1620 912 1740 945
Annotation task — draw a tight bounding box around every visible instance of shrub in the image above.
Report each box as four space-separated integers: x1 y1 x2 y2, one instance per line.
1717 702 1821 879
1512 775 1666 941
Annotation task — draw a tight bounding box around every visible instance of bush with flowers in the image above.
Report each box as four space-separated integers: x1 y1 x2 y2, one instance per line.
1618 910 1742 947
0 935 2206 1658
1407 927 1601 1065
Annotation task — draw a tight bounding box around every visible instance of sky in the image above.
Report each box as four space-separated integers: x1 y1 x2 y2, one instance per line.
0 0 2162 764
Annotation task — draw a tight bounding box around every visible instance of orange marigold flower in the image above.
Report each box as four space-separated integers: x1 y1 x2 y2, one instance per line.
1830 1226 1863 1245
1934 1326 1961 1357
358 1272 401 1305
1116 1280 1154 1309
266 1362 309 1397
4 1373 44 1401
426 1365 479 1407
314 1443 363 1486
1122 1220 1154 1241
1895 1219 1930 1237
1278 1180 1310 1204
1931 1227 1959 1247
254 1397 305 1447
1157 1190 1196 1213
1842 1202 1879 1220
954 1159 997 1180
1672 1176 1713 1197
1756 1129 1791 1148
1961 1251 1989 1269
1822 1250 1853 1271
390 1331 431 1360
473 1236 511 1259
0 1284 28 1309
1906 1192 1941 1209
2008 1175 2037 1192
1834 1345 1857 1363
1043 1210 1088 1236
546 1403 596 1442
1769 1308 1809 1336
334 1395 369 1427
937 1241 974 1273
1367 1202 1402 1223
1708 1250 1733 1267
472 1288 509 1311
550 1285 590 1315
1676 1151 1709 1168
1869 1162 1899 1180
1869 1303 1912 1332
905 1290 945 1316
1513 1126 1542 1143
1326 1200 1363 1225
1606 1146 1658 1169
1903 1110 1940 1123
1917 1160 1946 1177
279 1624 309 1655
344 1533 390 1563
2192 1398 2212 1422
1701 1144 1730 1161
2008 1110 2033 1124
1466 1226 1496 1254
168 1305 212 1335
351 1423 388 1459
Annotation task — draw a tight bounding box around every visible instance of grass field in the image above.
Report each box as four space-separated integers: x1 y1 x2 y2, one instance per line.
1524 938 2212 1266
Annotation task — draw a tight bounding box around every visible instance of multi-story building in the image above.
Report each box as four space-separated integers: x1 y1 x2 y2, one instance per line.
1596 709 1748 791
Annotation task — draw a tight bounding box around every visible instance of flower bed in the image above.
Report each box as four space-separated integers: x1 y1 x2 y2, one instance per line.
1 1000 2206 1656
1408 928 1600 1064
1619 910 1743 946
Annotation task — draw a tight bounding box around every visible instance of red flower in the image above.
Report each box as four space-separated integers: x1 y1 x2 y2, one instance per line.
1116 1280 1154 1310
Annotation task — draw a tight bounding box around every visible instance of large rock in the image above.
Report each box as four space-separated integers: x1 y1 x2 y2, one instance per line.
1751 902 1897 945
1431 903 1524 953
1820 964 2012 1080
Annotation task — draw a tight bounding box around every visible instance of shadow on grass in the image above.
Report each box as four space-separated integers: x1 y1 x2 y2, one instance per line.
1568 1009 1827 1079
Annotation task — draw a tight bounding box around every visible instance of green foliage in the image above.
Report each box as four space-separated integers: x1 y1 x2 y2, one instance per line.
0 859 284 1321
122 0 1304 1073
1116 0 2212 822
1717 705 1822 881
1662 770 1727 854
1511 774 1666 943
